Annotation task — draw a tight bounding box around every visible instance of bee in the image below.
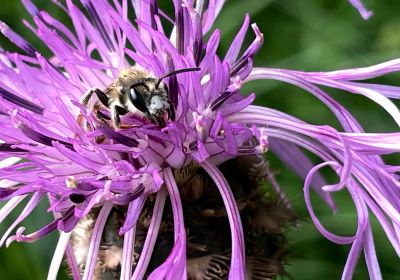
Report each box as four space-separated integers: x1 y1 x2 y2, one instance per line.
80 66 200 128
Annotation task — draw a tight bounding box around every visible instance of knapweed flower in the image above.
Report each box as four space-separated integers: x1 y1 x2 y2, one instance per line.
0 0 399 279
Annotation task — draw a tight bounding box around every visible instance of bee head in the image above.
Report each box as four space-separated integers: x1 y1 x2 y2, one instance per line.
128 67 200 126
128 78 170 126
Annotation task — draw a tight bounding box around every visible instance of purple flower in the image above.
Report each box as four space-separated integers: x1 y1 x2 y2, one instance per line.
0 0 398 279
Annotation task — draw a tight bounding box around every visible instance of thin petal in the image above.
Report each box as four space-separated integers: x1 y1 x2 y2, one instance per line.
0 195 27 225
363 225 382 280
147 168 186 280
131 188 167 280
120 227 135 280
82 202 113 280
47 231 72 280
199 160 245 280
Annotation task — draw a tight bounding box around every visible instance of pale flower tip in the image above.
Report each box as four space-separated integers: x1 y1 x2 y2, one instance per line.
193 112 207 141
0 21 7 32
257 128 269 153
5 237 15 248
6 227 25 247
362 10 374 20
349 0 374 20
11 111 21 128
181 0 191 9
229 76 243 90
251 23 263 40
152 170 164 189
322 182 346 192
95 195 105 204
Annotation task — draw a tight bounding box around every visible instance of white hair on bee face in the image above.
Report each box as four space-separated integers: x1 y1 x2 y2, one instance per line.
149 95 164 114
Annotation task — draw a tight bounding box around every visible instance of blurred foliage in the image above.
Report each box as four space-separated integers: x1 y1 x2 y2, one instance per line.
1 0 400 279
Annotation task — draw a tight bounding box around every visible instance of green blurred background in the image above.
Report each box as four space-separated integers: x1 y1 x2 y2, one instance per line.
1 0 399 279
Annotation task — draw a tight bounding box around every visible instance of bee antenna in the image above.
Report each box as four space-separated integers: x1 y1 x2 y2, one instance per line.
156 67 201 88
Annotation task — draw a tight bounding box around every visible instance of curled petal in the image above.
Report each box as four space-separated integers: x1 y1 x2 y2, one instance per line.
6 206 75 246
304 162 356 244
0 192 44 246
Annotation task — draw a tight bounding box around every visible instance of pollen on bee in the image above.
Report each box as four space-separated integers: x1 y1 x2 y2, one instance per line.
66 176 78 189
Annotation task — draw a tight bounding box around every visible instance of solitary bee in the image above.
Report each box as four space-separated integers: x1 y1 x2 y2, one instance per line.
80 66 200 128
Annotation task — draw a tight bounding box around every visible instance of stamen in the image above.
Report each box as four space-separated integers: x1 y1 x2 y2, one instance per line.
210 91 232 111
19 123 74 150
0 143 28 153
83 2 115 51
98 124 139 147
0 87 44 114
176 9 185 55
231 24 263 77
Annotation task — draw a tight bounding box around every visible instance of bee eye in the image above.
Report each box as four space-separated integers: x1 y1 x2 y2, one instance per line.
129 87 149 114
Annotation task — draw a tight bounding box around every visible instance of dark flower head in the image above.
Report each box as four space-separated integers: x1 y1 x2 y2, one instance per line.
0 0 399 279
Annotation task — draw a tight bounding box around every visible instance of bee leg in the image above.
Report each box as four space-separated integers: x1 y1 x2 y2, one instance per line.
115 105 129 116
93 88 109 107
110 105 130 128
96 110 111 121
110 105 121 128
80 88 94 106
167 102 176 121
152 115 166 127
146 113 160 126
157 117 166 127
92 102 111 122
81 88 109 107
